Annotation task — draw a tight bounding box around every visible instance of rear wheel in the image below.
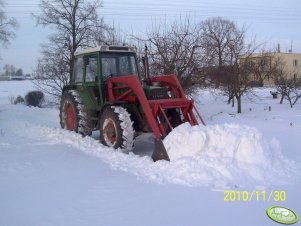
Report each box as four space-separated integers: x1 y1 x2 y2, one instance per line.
99 106 135 150
60 90 95 136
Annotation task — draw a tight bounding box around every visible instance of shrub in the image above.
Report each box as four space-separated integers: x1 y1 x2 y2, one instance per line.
8 95 24 105
25 91 44 107
8 95 16 104
14 96 25 104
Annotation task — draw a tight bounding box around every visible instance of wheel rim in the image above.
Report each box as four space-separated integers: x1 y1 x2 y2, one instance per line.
103 118 117 147
65 102 75 130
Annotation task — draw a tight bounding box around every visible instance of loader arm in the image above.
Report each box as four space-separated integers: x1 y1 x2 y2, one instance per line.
107 75 205 161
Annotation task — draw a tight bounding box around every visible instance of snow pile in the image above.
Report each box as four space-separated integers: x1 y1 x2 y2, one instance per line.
163 123 207 160
164 123 271 162
162 123 298 188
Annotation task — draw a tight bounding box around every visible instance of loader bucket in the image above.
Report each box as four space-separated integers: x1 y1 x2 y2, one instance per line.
152 139 170 161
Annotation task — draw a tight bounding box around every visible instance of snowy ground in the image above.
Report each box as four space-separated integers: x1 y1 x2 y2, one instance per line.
0 80 300 226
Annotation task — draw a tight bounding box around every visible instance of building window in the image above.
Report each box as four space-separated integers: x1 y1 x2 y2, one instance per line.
293 59 298 67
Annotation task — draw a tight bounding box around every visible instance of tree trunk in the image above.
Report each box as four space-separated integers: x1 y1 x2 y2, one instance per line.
292 96 300 107
227 97 231 104
236 95 242 113
280 93 284 104
69 58 74 82
286 95 293 108
259 80 264 87
232 97 235 107
288 99 293 108
70 2 77 81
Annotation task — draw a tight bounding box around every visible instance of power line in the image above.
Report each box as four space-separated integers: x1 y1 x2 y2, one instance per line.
4 1 301 26
6 3 301 14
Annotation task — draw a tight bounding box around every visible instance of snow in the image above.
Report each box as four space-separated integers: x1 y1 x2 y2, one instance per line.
0 80 301 226
164 122 298 188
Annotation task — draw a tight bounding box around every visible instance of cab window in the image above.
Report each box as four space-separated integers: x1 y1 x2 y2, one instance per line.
85 55 98 82
101 52 138 80
74 56 84 83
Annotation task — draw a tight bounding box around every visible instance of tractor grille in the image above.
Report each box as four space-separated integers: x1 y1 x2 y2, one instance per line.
145 87 169 100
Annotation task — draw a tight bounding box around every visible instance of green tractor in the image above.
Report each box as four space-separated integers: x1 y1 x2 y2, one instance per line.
59 45 205 161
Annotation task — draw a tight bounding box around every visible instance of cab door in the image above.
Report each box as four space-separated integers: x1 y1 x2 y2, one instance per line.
78 53 103 110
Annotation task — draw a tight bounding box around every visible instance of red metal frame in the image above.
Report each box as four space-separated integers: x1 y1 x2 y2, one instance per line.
107 74 205 140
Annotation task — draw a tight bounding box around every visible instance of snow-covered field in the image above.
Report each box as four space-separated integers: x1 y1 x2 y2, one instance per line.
0 80 300 226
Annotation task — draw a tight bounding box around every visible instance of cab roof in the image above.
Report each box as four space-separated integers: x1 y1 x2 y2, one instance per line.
74 46 136 56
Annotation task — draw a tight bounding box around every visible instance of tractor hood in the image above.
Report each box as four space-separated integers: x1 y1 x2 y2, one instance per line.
143 85 169 100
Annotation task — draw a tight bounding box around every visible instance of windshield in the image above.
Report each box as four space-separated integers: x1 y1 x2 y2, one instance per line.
101 52 138 79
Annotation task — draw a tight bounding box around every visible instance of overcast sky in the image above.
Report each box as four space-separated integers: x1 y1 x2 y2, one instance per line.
1 0 301 74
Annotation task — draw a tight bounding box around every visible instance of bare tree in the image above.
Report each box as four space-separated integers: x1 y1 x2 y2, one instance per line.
33 0 107 96
270 57 287 104
248 51 280 86
0 0 18 48
15 68 23 76
273 63 301 107
3 64 16 78
284 79 301 108
200 17 255 113
216 55 254 113
199 17 243 68
33 39 69 97
145 17 204 92
231 54 254 113
95 23 129 46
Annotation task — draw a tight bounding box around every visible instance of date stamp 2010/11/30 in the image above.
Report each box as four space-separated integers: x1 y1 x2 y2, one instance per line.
224 190 286 202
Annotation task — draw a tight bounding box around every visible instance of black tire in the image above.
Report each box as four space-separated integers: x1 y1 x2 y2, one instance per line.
60 90 94 136
99 106 134 150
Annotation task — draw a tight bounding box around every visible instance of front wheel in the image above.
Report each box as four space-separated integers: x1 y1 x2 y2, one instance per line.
99 106 135 150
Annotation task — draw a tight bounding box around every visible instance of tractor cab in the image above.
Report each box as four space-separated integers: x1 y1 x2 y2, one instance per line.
70 46 141 109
